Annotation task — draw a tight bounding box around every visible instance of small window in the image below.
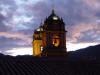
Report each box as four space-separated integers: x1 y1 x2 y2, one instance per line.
40 46 43 51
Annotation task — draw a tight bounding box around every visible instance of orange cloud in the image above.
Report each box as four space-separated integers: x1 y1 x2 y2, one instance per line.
67 23 100 43
83 0 100 9
0 32 32 45
73 24 100 32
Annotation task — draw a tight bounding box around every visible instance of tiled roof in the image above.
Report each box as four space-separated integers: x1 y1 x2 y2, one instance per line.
0 56 100 75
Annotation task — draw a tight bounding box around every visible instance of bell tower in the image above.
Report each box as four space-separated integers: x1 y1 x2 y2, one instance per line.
32 10 67 56
41 10 67 56
32 23 43 56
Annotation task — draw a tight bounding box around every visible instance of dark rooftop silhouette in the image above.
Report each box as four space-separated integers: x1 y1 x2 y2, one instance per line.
0 44 100 75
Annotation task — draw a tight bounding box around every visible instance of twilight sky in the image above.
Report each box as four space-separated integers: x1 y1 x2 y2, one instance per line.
0 0 100 56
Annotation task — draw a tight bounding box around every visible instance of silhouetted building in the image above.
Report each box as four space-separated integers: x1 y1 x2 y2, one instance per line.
32 10 67 56
0 45 100 75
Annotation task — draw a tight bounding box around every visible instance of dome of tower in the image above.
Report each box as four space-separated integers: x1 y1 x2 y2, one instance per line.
44 9 60 22
36 27 43 31
43 9 65 31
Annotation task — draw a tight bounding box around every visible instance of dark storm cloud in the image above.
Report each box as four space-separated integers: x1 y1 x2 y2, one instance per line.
0 0 100 54
31 0 93 25
95 12 100 19
25 0 99 43
0 13 11 32
0 0 33 54
0 0 15 5
77 30 98 43
0 37 21 53
0 34 32 54
24 0 92 30
0 36 22 48
0 0 18 31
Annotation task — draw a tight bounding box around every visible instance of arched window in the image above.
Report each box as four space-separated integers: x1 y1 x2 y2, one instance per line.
52 35 60 47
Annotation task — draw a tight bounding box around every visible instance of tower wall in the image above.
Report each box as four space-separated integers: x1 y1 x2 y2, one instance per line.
32 40 43 56
32 32 43 56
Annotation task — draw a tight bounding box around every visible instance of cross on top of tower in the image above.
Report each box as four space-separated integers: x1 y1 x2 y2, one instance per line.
40 22 43 26
52 9 55 14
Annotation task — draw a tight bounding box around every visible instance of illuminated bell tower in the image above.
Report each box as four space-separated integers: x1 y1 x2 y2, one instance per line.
32 23 43 56
42 10 67 56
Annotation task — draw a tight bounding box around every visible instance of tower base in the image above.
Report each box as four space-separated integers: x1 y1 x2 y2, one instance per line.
41 47 68 57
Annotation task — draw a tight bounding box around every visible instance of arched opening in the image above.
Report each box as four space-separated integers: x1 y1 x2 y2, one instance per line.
52 35 60 47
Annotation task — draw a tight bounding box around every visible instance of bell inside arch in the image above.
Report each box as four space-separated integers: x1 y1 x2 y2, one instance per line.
52 35 60 47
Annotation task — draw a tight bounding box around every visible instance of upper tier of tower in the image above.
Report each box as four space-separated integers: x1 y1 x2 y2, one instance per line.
43 9 66 31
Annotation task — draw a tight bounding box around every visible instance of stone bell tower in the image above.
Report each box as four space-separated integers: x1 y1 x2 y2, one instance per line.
32 10 67 56
32 23 43 56
41 10 67 56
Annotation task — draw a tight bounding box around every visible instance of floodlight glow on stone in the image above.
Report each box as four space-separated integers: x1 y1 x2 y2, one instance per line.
37 28 40 31
37 28 43 31
53 16 58 20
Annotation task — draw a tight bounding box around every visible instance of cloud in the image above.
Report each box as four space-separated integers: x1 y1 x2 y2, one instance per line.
0 13 11 32
5 47 32 56
67 23 100 43
0 32 32 44
0 32 32 54
83 0 100 7
0 0 100 55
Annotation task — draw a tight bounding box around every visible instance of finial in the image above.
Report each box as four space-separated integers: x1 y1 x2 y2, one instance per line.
40 19 43 26
61 17 63 21
40 22 42 26
52 9 55 14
